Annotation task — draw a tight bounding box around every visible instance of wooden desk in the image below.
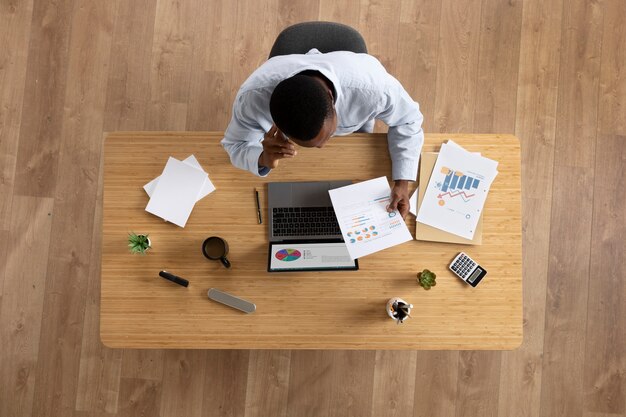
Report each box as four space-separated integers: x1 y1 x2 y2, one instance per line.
101 132 522 349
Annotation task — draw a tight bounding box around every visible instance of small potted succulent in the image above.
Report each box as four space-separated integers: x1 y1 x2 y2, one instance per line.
417 269 437 290
128 232 151 255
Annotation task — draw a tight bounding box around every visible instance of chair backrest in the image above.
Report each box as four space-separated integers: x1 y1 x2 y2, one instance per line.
269 21 367 58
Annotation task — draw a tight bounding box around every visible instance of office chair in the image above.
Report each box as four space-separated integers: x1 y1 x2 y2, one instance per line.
268 21 368 58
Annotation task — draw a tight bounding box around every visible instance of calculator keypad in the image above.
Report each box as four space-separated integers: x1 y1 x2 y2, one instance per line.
449 252 487 287
451 253 476 278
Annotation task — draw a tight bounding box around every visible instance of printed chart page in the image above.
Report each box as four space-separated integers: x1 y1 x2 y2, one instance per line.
416 141 498 239
269 243 356 271
329 177 413 260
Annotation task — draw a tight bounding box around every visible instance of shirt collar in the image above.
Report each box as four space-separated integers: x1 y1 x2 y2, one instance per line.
283 49 343 106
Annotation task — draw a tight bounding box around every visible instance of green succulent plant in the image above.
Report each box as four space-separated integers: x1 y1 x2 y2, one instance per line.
417 269 437 290
128 232 151 255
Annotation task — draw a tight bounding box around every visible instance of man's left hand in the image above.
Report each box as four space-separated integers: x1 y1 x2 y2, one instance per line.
387 180 410 219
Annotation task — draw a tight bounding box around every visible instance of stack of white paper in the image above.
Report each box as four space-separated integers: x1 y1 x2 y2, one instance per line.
416 141 498 239
144 155 215 227
329 177 413 260
409 188 419 216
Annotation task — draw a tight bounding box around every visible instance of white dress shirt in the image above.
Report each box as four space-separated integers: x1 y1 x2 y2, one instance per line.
221 49 424 180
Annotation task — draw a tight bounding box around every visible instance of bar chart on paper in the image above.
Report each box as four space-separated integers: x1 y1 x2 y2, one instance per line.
437 167 479 205
416 141 499 239
440 168 480 192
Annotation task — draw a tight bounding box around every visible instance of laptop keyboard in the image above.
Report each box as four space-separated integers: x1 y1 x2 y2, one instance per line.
272 207 342 237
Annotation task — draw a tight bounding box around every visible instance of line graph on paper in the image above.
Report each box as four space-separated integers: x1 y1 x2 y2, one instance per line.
437 190 476 202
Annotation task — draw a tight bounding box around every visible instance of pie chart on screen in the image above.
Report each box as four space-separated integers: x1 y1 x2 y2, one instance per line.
275 248 302 262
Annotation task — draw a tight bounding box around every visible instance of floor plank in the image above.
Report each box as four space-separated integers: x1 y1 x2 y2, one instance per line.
103 0 157 131
277 0 320 30
229 0 280 99
75 153 122 414
498 0 565 414
582 133 626 415
0 230 7 303
185 0 238 131
120 349 165 381
201 351 249 417
370 351 417 417
12 0 73 198
456 351 501 417
0 196 54 417
149 0 197 105
202 0 239 74
583 413 626 417
540 166 595 417
287 351 376 417
0 0 34 229
117 378 162 417
553 0 603 170
474 0 523 133
433 0 482 132
596 0 626 138
539 0 604 416
318 0 361 29
413 352 458 417
144 101 188 131
244 351 291 417
358 0 401 74
330 351 376 417
159 350 207 417
582 0 626 412
395 0 442 133
30 2 117 416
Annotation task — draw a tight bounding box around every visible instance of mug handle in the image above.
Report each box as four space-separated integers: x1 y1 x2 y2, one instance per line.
220 256 231 269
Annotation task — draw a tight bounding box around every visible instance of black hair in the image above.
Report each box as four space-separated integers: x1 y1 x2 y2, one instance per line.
269 74 334 141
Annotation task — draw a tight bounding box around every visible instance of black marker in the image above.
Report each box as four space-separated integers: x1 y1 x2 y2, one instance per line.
159 271 189 287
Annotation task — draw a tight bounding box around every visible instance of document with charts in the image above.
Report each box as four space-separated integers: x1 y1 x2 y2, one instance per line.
329 177 413 260
416 140 499 239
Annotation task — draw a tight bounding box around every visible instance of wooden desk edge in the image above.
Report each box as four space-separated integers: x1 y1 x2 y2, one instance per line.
104 131 521 143
99 336 524 351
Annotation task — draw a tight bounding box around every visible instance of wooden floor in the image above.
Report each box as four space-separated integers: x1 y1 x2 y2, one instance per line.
0 0 624 416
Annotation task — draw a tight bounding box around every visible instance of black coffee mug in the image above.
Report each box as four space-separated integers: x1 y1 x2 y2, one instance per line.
202 236 231 268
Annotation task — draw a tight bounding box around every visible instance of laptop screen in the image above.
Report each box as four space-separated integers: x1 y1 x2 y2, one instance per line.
268 181 351 242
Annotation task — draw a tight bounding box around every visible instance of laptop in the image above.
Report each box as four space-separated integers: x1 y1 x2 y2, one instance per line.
267 181 359 272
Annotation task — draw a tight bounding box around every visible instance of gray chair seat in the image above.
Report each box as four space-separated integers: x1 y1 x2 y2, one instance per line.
269 21 367 58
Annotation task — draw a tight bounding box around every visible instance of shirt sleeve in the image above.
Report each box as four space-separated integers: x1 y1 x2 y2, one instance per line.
376 79 424 181
221 93 271 177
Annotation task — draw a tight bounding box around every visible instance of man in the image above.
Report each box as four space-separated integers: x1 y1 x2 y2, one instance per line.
221 49 424 219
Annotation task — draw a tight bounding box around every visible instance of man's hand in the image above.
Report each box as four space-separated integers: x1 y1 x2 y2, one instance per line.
387 180 410 219
258 125 297 169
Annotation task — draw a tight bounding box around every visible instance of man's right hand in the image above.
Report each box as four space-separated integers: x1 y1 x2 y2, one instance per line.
258 125 297 169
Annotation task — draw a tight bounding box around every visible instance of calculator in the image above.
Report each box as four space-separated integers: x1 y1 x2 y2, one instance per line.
449 252 487 287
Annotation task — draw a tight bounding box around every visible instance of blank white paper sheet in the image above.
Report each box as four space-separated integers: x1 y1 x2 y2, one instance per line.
145 157 208 227
143 155 215 201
